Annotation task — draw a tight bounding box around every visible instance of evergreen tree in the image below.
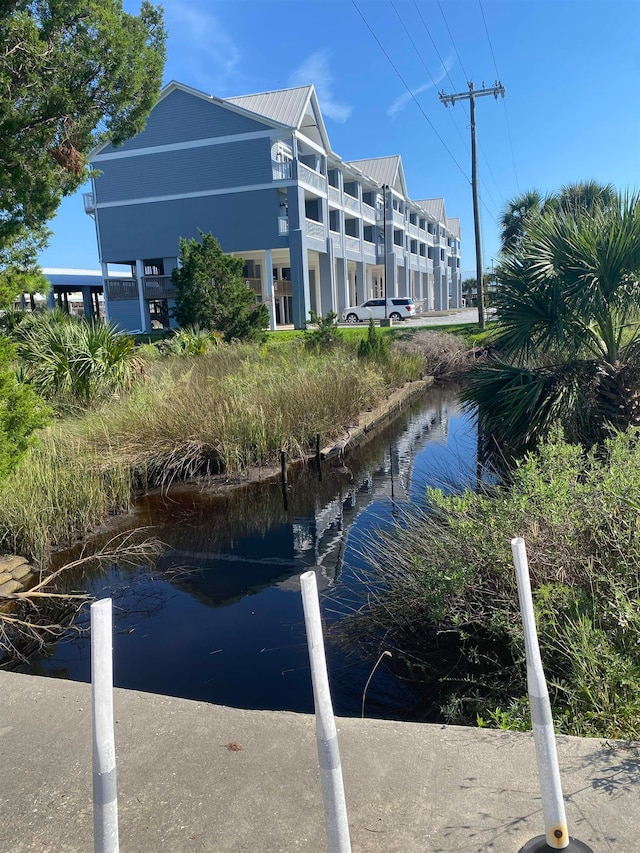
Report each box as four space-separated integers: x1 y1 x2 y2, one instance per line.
172 232 269 342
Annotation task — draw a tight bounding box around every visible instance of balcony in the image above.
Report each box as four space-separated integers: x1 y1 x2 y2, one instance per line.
298 162 326 193
344 235 360 253
392 209 405 228
83 192 95 215
244 278 262 297
361 202 376 221
105 279 137 301
328 185 342 206
305 219 325 241
343 193 359 213
278 217 289 236
330 230 342 250
363 240 376 256
272 160 292 180
142 276 176 299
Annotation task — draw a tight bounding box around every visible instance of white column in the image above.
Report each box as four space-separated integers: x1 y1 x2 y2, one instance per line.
263 249 276 330
134 259 148 333
100 263 110 322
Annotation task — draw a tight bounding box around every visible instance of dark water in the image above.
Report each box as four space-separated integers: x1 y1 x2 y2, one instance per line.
18 384 476 720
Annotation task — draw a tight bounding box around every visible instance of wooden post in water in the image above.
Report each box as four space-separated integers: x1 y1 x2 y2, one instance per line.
91 598 119 853
280 449 289 510
316 433 322 481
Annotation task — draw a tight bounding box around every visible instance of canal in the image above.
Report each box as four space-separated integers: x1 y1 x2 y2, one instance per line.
18 384 476 721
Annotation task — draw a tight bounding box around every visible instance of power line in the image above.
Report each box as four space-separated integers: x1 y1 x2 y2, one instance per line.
350 0 469 183
437 0 469 82
350 0 499 226
424 0 503 208
390 0 471 158
478 0 520 191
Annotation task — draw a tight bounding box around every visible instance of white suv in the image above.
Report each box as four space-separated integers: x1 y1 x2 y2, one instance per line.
342 298 416 323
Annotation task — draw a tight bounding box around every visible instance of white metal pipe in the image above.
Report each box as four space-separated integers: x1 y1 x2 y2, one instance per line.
91 598 119 853
511 537 569 849
300 571 352 853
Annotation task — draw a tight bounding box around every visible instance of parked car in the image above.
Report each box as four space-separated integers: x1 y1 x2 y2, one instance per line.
342 298 416 323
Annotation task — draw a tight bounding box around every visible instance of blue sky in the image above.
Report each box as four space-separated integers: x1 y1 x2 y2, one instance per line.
40 0 640 277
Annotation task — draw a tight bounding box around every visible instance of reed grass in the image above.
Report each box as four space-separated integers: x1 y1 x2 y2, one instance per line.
76 344 390 484
0 432 133 565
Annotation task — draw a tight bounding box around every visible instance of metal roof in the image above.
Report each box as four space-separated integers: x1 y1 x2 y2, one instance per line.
345 156 402 190
225 86 313 129
446 218 461 238
414 198 446 223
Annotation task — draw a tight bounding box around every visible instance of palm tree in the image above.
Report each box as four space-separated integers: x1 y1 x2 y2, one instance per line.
499 189 545 251
465 190 640 459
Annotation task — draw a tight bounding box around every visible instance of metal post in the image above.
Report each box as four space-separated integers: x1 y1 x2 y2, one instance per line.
91 598 119 853
300 571 351 853
511 539 593 853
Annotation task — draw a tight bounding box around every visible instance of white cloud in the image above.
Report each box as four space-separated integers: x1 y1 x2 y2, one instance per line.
387 55 455 118
288 51 352 123
162 2 243 94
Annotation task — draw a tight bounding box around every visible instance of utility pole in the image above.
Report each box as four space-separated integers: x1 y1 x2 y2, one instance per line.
439 81 505 330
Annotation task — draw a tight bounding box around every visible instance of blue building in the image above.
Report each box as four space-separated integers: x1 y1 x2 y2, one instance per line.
84 81 462 332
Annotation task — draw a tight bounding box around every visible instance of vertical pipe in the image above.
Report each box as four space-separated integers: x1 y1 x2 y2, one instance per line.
300 571 351 853
511 538 568 850
316 433 322 481
91 599 119 853
280 450 289 510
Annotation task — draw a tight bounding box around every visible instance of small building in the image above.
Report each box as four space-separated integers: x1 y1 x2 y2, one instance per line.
84 81 462 332
33 268 108 320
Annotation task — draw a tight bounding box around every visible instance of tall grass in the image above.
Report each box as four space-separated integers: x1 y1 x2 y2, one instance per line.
0 433 133 564
75 344 390 485
345 428 640 739
1 337 423 562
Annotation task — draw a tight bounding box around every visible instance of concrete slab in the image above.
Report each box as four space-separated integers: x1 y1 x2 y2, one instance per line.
0 670 637 852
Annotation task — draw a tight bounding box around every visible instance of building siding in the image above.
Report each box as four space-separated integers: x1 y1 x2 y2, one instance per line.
97 189 287 262
98 89 269 155
108 299 142 332
94 138 273 204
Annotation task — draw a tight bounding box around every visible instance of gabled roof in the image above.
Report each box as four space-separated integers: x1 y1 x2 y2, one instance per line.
346 156 407 196
225 86 312 129
446 218 461 238
225 84 332 152
414 198 447 223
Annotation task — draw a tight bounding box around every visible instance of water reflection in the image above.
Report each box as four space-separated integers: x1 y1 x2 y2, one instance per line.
17 384 476 719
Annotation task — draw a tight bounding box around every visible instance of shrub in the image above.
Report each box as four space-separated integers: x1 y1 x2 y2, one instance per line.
303 311 342 350
358 318 388 361
349 428 640 739
13 312 143 411
0 336 50 480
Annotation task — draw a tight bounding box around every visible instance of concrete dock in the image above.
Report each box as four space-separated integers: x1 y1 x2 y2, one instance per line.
0 670 637 852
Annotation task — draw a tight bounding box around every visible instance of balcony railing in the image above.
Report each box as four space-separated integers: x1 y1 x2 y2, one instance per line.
273 278 292 297
105 279 138 301
244 278 262 297
278 217 289 235
272 160 292 180
361 202 376 221
363 240 376 256
392 209 405 228
83 192 95 215
142 276 176 299
343 193 359 213
344 235 360 252
328 185 342 206
330 230 342 250
305 219 325 241
298 162 326 193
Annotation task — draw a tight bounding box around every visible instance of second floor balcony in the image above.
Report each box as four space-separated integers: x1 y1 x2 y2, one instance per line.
298 162 326 193
142 276 176 299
